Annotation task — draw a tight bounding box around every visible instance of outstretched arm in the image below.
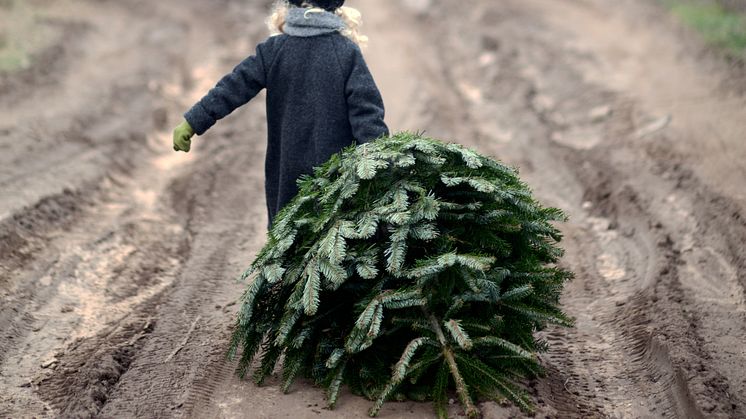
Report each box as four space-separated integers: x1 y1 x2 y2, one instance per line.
184 41 271 136
345 46 389 144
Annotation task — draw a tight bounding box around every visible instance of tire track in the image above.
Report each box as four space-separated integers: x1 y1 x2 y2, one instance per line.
422 0 746 417
0 0 262 416
37 0 272 415
99 113 270 417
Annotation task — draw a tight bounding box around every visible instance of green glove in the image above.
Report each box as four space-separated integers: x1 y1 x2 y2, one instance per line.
173 120 195 152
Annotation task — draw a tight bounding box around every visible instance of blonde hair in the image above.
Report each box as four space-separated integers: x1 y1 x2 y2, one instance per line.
267 1 369 47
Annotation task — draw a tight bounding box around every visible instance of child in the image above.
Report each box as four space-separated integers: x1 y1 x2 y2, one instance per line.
173 0 389 229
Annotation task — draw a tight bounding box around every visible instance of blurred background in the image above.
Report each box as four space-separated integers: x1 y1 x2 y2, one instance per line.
1 0 745 418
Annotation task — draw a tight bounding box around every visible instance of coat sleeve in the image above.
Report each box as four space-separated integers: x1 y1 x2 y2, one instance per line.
345 46 389 144
184 38 275 136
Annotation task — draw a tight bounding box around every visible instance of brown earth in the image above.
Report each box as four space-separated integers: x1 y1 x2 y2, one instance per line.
1 0 745 418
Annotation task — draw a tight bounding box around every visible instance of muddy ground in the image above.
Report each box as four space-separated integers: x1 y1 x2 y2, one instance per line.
1 0 745 418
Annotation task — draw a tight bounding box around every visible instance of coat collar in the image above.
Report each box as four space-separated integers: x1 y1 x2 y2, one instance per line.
284 7 345 37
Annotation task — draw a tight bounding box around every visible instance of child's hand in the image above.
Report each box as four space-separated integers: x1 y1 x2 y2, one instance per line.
173 120 195 152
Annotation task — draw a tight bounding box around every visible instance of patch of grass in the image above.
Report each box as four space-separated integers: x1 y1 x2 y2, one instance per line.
666 1 746 59
0 0 55 72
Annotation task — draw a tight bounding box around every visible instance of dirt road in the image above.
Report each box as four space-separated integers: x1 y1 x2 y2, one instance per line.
1 0 745 417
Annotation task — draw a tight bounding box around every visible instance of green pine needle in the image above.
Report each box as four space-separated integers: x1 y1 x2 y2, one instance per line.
445 319 473 350
228 133 573 417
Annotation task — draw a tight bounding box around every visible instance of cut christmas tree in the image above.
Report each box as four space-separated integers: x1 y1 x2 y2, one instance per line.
228 132 573 418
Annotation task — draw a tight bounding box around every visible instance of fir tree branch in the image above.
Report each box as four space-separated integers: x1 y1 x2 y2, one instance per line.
229 133 573 417
425 309 479 419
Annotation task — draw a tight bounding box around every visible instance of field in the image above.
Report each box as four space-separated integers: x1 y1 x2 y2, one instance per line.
1 0 745 417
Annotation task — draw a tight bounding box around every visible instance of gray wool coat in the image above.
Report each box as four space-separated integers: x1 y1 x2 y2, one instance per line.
185 9 389 229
